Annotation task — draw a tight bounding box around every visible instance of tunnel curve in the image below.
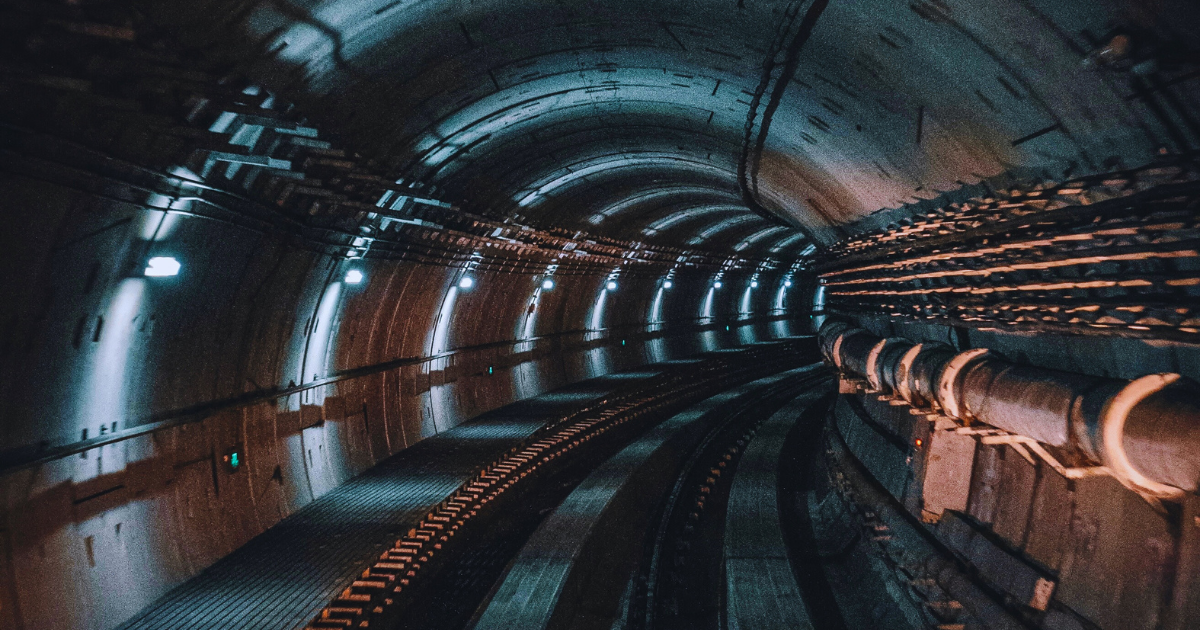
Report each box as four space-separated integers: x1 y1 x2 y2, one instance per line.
3 0 1200 629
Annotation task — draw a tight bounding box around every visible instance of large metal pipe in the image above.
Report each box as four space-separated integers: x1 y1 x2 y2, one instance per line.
818 320 1200 499
953 353 1108 447
874 338 915 394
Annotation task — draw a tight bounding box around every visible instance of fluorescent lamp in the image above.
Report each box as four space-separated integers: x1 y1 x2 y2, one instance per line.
144 257 180 277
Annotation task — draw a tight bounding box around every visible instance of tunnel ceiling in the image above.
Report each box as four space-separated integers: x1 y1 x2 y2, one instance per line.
143 0 1200 252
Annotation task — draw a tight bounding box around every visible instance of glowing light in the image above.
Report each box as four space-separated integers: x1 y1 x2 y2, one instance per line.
915 438 924 448
713 281 723 289
663 280 673 289
82 278 144 432
589 288 608 332
430 287 460 355
542 278 555 290
144 257 180 277
301 282 342 394
645 203 743 233
750 280 759 289
784 280 793 288
606 280 618 291
458 276 475 289
517 155 737 208
688 215 759 245
774 282 788 313
649 286 665 327
345 269 364 284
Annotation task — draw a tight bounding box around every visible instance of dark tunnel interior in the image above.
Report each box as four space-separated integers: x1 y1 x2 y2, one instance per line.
2 0 1200 628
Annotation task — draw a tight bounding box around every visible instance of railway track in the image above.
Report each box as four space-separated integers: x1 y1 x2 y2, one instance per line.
632 370 834 630
112 340 810 630
468 365 835 630
302 341 812 630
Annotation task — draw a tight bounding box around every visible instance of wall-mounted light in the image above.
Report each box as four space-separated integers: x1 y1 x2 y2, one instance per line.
459 276 475 289
606 280 618 291
663 279 673 289
542 278 555 290
144 256 181 277
713 281 723 289
345 269 364 284
784 279 793 288
750 280 759 289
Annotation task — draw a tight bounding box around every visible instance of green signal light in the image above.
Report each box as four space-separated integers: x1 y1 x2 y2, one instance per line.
488 366 494 375
725 325 730 331
222 450 241 472
621 339 626 346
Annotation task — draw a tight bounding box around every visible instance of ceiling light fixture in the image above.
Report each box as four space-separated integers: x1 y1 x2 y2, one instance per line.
144 257 181 277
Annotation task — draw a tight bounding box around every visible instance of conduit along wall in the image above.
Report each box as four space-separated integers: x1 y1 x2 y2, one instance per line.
820 320 1200 499
806 158 1200 630
816 319 1200 630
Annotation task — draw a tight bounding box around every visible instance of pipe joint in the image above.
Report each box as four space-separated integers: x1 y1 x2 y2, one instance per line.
818 321 1200 500
935 348 994 422
1100 374 1199 498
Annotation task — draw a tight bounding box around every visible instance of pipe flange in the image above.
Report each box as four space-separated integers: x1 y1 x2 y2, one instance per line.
865 338 889 392
895 343 924 405
936 348 991 421
1100 373 1185 500
831 332 848 369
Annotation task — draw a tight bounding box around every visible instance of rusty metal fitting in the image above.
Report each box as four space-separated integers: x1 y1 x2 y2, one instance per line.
830 332 846 369
818 321 1200 499
837 329 881 378
864 338 890 391
894 343 924 404
818 320 853 365
935 348 993 422
875 338 916 396
1099 374 1199 498
906 343 957 408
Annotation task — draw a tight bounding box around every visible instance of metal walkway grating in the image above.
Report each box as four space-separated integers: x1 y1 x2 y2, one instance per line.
115 372 656 630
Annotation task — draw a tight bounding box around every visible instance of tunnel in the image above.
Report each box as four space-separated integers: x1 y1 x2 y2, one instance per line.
1 0 1200 628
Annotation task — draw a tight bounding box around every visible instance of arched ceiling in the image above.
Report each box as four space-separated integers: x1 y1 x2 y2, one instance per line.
156 0 1200 251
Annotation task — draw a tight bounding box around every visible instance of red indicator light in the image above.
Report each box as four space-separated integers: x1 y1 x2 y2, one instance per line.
914 438 924 448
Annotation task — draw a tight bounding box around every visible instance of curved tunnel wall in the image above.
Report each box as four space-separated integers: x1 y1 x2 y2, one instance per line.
1 0 1199 628
140 0 1200 242
0 166 806 630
